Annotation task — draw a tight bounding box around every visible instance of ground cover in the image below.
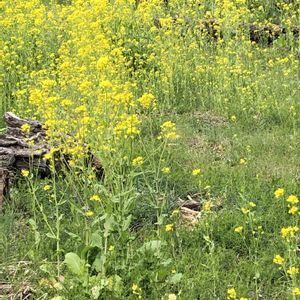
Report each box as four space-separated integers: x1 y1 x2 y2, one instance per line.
1 0 300 299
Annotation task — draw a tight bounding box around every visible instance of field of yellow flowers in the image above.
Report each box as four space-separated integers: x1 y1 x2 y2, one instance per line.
1 0 300 299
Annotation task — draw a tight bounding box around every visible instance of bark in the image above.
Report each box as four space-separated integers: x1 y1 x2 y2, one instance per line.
0 112 104 209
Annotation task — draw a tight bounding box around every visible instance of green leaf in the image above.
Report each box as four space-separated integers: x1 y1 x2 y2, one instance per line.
65 230 80 239
138 240 165 255
104 216 114 238
92 254 106 273
91 231 102 248
64 252 86 276
122 215 132 231
92 257 102 273
58 200 67 206
161 258 173 267
169 273 183 284
46 232 57 240
35 232 40 245
28 218 37 230
40 263 53 274
156 215 164 225
58 213 64 221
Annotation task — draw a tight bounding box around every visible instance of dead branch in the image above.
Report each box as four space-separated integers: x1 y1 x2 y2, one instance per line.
0 112 104 210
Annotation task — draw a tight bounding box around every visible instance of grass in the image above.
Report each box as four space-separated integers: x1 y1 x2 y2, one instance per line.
1 0 300 299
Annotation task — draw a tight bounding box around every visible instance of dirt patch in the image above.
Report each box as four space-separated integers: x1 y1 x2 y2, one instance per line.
191 111 228 127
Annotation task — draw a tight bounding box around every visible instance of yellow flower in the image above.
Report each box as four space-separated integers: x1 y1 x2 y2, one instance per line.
165 224 174 232
43 153 52 161
100 80 112 89
287 195 299 205
85 210 94 217
292 288 300 296
88 174 96 180
239 158 247 165
61 99 73 107
248 202 256 207
241 207 250 214
132 156 144 167
96 56 110 70
234 226 243 233
39 278 51 287
43 185 51 191
74 105 87 114
281 226 299 239
287 267 299 275
240 298 248 300
227 287 237 299
171 209 180 216
114 114 141 138
192 168 201 176
132 283 142 295
21 123 30 134
288 206 298 215
21 169 30 177
273 254 284 265
109 245 115 251
159 121 179 140
274 188 284 198
162 167 171 174
90 195 101 202
68 160 75 167
231 115 237 122
168 294 177 300
138 93 156 109
203 201 214 211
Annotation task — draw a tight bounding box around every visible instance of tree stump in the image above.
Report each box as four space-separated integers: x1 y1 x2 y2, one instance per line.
0 112 104 210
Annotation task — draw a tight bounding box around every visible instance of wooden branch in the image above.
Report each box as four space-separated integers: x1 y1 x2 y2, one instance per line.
5 112 43 133
0 169 9 210
0 112 104 210
154 18 300 44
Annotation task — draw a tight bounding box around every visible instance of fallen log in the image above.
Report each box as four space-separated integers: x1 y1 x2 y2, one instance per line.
0 112 104 210
154 17 300 44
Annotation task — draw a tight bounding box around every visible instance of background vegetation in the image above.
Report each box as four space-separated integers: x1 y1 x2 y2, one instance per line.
1 0 300 299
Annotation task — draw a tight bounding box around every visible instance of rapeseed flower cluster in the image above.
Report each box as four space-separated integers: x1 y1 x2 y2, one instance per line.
227 287 248 300
159 121 180 141
273 254 284 265
281 226 299 239
272 188 300 296
132 156 144 167
274 188 285 198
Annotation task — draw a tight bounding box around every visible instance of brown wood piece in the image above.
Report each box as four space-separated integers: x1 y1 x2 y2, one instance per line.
0 112 104 210
4 112 43 132
154 17 300 44
0 169 9 210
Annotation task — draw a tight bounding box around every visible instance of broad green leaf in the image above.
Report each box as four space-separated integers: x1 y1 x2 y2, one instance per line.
46 232 57 240
64 252 85 276
104 216 114 238
138 240 165 254
122 215 132 231
169 273 183 284
91 231 102 248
